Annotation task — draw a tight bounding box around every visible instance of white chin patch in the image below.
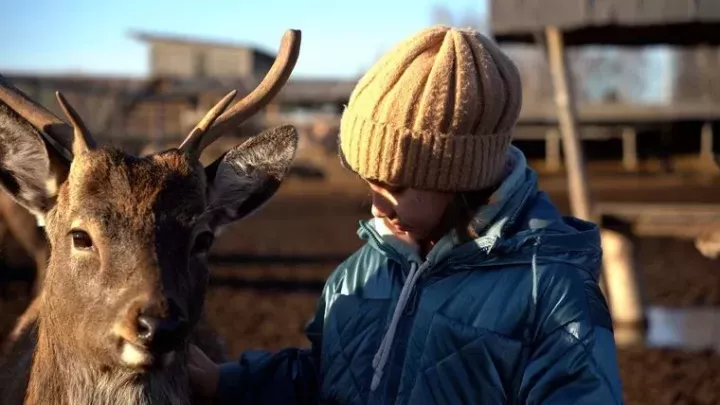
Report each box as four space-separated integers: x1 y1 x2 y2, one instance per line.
120 342 152 368
120 342 177 369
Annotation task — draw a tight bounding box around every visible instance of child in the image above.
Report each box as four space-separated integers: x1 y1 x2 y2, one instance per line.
189 25 624 404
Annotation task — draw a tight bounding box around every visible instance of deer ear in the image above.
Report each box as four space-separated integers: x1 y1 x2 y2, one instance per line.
0 103 70 222
203 124 298 231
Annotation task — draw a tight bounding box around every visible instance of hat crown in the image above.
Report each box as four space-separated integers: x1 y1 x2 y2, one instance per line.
339 26 523 191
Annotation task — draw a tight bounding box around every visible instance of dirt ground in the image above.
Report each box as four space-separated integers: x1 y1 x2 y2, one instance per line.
1 155 719 404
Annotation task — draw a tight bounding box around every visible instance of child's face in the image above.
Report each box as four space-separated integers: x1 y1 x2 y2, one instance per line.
367 179 453 244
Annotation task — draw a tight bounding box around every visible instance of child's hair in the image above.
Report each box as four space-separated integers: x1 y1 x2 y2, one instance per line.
359 184 497 252
432 186 499 244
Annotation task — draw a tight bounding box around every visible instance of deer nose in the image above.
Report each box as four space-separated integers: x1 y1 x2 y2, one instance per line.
135 313 188 354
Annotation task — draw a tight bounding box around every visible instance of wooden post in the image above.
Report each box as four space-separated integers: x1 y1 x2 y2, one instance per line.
600 228 646 326
148 101 156 147
600 221 648 347
545 127 562 172
660 127 673 173
156 99 165 144
544 27 646 334
700 122 717 171
544 26 592 221
622 126 638 172
695 230 720 260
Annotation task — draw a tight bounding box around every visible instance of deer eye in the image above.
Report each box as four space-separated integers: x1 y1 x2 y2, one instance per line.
191 231 215 256
70 229 93 250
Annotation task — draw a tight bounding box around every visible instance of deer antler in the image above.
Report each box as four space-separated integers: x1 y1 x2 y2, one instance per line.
178 29 301 160
55 91 96 155
180 90 238 154
0 75 74 161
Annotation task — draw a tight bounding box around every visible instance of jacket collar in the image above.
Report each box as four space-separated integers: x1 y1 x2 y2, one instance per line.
358 145 534 265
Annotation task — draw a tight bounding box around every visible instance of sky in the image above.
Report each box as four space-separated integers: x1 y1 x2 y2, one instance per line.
1 0 677 103
0 0 487 79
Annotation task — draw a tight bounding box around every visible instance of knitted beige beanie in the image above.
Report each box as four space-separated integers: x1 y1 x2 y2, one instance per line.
339 25 522 191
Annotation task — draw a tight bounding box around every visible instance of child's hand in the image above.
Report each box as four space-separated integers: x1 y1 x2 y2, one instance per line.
188 344 220 399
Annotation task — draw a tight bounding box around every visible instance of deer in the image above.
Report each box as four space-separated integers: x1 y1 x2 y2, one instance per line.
0 190 50 296
0 78 168 299
0 28 301 405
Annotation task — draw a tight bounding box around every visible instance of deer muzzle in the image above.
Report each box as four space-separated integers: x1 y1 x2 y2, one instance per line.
114 297 190 370
136 313 189 354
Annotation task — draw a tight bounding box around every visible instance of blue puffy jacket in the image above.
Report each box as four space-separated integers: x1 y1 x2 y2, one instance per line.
215 147 624 404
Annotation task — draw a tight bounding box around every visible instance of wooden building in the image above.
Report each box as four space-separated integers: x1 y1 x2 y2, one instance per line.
492 0 720 46
490 0 720 175
489 0 720 334
131 31 276 80
4 15 720 170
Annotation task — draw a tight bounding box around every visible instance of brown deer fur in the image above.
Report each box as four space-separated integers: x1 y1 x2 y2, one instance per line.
0 29 301 405
0 105 299 405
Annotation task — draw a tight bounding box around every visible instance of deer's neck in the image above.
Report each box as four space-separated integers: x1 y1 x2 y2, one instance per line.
26 326 191 405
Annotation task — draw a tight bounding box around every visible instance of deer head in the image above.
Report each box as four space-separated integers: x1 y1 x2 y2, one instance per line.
0 30 301 376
